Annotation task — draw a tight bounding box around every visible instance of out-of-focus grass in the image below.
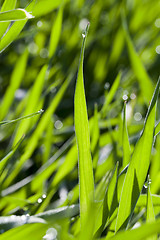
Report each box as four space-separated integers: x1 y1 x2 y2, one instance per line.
1 0 160 239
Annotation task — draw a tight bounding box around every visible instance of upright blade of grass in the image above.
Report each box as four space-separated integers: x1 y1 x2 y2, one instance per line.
74 23 94 235
0 9 34 22
107 219 160 240
146 179 157 240
0 0 17 39
4 75 71 187
32 0 65 18
121 11 154 102
13 64 48 145
122 102 131 168
91 104 99 169
0 0 35 53
95 163 119 238
101 72 121 117
115 77 160 232
0 49 28 121
0 135 25 175
49 4 63 58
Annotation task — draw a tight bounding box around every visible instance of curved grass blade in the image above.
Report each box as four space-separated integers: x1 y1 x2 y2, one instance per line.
0 8 34 22
121 11 153 102
0 0 17 39
74 23 94 234
4 75 71 187
115 77 160 232
101 72 121 117
122 102 131 168
0 49 28 121
0 135 25 175
0 110 43 126
146 179 157 240
0 0 36 53
107 219 160 240
49 4 63 58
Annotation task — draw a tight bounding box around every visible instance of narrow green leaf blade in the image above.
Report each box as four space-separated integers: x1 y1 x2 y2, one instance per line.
74 23 94 232
0 0 17 39
122 102 131 168
49 5 63 58
115 77 160 232
0 9 34 22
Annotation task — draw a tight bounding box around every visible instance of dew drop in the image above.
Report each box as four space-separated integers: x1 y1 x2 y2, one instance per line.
130 93 136 100
42 194 46 199
43 228 57 240
54 120 63 130
82 33 86 38
122 94 128 101
134 112 142 121
38 198 42 203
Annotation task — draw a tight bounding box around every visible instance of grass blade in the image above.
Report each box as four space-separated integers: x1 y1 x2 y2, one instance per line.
49 4 63 58
74 22 94 233
0 9 34 22
121 11 154 102
0 0 17 39
115 77 160 232
122 102 131 168
0 49 28 121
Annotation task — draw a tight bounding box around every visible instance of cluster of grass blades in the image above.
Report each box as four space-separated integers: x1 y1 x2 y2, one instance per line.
1 0 160 239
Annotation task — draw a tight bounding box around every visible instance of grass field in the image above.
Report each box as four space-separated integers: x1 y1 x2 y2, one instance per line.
1 0 160 239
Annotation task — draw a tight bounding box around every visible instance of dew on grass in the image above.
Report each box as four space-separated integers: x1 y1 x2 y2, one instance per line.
134 112 142 121
104 82 110 90
122 94 128 101
38 198 42 203
55 120 63 129
130 93 136 100
82 33 86 38
43 228 57 240
79 18 89 31
155 45 160 54
40 48 49 58
42 194 46 199
37 20 43 27
155 18 160 28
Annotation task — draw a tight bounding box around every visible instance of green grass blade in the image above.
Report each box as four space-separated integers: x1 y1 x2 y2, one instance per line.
0 0 17 39
122 102 131 168
13 64 47 145
0 110 43 126
0 49 28 121
0 9 34 22
74 22 94 235
0 0 35 53
146 179 157 240
49 5 63 58
35 205 79 221
91 104 99 169
101 72 121 117
115 77 160 232
0 135 25 175
121 11 154 102
107 219 160 240
4 76 71 187
32 0 65 18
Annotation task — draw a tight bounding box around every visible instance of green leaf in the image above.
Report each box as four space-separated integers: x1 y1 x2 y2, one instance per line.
122 102 131 168
0 0 35 53
0 0 17 39
32 0 65 18
146 179 157 240
115 77 160 232
107 219 160 240
0 49 28 121
121 11 154 102
101 72 121 117
49 5 63 58
4 75 71 187
74 23 94 233
13 64 48 145
35 205 79 221
0 8 34 22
